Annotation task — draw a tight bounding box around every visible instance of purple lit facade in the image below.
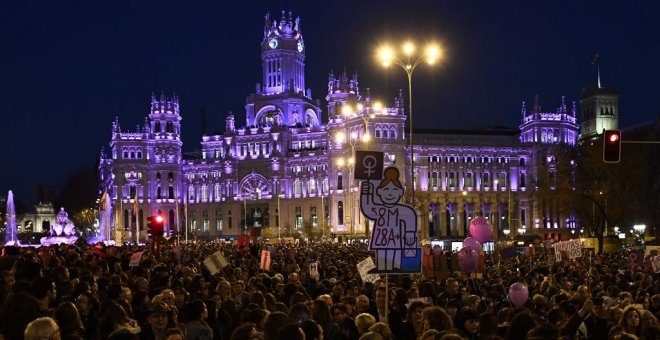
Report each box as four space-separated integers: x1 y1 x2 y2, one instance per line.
99 11 616 242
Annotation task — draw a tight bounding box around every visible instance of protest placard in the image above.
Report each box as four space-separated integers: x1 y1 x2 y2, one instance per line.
203 251 229 275
129 251 144 267
356 257 380 283
260 250 271 271
553 239 582 261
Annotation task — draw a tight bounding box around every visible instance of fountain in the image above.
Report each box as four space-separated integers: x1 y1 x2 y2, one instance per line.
40 207 79 246
4 190 19 246
96 191 115 245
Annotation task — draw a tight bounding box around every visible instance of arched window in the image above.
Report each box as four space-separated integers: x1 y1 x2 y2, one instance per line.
308 178 317 194
390 128 396 139
465 173 474 188
323 178 329 194
168 186 174 199
137 151 142 159
201 184 209 202
214 183 221 201
338 201 344 225
337 175 343 190
157 186 162 199
188 185 195 201
375 129 381 138
123 151 128 159
382 129 389 139
294 179 302 196
156 172 161 180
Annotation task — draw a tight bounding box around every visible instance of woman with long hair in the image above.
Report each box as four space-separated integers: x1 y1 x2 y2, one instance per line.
400 301 427 339
54 301 85 339
619 305 643 337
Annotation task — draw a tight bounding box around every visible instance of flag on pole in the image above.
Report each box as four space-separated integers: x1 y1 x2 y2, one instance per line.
133 192 139 212
591 53 600 65
100 190 109 211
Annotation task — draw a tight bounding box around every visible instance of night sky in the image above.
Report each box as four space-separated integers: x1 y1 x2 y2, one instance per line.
2 0 659 206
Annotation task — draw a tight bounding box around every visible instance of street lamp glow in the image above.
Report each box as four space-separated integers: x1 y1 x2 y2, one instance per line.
341 105 353 116
350 131 358 140
348 157 354 166
335 131 345 144
362 133 371 143
517 227 526 234
356 103 364 112
503 229 510 236
336 158 345 167
378 46 394 67
402 41 415 56
633 224 646 233
425 44 441 64
373 101 383 112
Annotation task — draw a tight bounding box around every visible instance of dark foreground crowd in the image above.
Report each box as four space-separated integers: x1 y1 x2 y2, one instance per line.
0 239 658 340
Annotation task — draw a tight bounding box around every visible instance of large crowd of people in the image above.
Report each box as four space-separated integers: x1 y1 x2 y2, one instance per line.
0 238 658 340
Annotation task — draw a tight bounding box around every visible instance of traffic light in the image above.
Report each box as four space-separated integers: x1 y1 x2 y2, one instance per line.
147 214 165 240
603 130 622 163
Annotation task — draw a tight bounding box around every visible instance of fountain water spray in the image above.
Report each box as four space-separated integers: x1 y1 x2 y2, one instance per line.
5 190 19 246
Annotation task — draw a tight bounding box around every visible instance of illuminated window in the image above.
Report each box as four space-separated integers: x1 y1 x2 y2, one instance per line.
295 207 303 229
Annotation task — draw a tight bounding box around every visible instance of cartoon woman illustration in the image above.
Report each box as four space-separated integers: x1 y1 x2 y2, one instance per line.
360 167 417 271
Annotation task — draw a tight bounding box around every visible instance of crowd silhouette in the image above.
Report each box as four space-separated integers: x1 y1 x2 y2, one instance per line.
0 239 658 340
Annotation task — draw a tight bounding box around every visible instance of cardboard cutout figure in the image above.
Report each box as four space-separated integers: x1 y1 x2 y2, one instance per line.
360 166 420 273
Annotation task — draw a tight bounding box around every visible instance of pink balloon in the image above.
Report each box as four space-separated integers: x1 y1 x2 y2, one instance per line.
469 216 493 243
458 247 479 273
462 237 482 253
508 283 529 306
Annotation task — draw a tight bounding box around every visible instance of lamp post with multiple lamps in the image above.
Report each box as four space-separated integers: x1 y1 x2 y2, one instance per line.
335 103 378 238
335 156 355 235
632 224 646 246
377 41 441 210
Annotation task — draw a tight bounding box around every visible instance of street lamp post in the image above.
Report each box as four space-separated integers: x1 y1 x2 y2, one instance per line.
377 42 441 209
336 156 355 236
632 224 646 245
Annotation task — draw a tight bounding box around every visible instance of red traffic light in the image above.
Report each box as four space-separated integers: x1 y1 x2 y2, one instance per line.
154 215 164 223
603 130 622 163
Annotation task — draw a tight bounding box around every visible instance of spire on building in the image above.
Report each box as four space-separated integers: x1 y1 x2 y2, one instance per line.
521 101 527 119
112 117 121 134
533 95 541 114
559 96 567 115
591 53 602 89
225 112 236 133
571 101 576 117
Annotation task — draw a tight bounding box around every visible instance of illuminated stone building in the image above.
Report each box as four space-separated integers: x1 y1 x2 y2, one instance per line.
100 11 597 243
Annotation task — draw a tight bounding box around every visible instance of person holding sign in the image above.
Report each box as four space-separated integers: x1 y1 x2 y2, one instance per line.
361 167 417 272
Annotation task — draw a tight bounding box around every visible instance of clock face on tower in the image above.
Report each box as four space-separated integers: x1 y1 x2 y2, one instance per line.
268 38 278 49
297 41 304 52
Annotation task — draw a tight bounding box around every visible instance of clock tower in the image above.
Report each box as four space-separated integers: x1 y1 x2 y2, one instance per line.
260 11 305 95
